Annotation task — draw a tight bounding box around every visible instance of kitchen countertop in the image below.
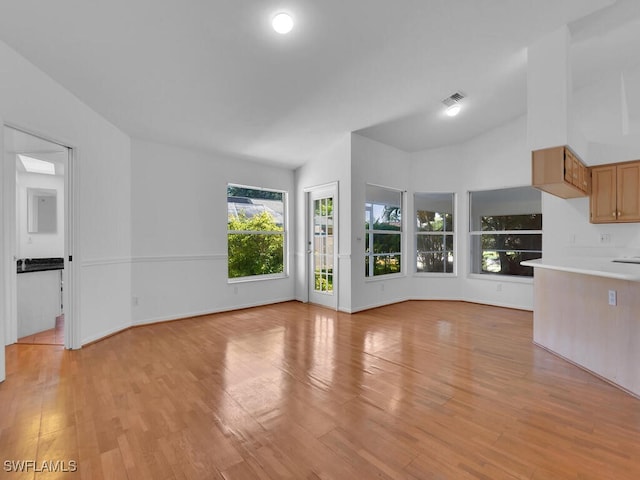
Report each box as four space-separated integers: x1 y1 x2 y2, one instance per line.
521 257 640 282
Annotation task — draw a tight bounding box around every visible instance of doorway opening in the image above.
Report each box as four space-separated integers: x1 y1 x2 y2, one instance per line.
3 126 73 347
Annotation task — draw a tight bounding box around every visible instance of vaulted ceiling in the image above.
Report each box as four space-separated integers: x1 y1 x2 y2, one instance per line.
0 0 638 168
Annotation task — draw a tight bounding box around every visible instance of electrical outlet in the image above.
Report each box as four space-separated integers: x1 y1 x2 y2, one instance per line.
233 286 238 295
496 283 502 292
132 296 139 306
600 233 612 244
608 290 617 306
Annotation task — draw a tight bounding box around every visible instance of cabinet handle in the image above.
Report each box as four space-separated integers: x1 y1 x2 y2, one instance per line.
618 211 622 217
613 212 617 217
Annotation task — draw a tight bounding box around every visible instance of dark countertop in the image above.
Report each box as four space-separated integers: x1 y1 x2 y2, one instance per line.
17 257 64 274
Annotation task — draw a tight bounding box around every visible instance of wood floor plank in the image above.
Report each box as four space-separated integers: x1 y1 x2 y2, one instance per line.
1 300 640 479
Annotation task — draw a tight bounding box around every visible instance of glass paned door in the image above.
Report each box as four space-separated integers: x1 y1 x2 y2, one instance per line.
313 197 334 293
308 185 337 309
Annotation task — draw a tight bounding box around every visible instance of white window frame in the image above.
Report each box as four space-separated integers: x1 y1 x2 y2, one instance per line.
365 184 403 279
415 192 456 276
227 183 288 283
468 186 542 280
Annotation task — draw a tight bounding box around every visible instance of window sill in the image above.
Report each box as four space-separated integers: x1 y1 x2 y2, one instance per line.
228 273 289 284
414 272 457 278
467 273 533 285
365 273 405 282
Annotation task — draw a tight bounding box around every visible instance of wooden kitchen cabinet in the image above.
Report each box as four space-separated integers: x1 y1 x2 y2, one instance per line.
590 161 640 223
532 146 590 198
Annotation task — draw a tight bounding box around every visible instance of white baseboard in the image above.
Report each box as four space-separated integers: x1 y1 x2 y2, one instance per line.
344 296 531 314
80 296 529 347
349 296 413 314
464 298 533 311
81 322 131 346
131 296 296 327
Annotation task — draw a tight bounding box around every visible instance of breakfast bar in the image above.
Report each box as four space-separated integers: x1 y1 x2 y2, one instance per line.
522 257 640 398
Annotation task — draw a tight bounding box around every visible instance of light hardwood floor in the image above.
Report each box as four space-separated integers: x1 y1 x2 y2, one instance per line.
17 315 64 346
1 300 639 479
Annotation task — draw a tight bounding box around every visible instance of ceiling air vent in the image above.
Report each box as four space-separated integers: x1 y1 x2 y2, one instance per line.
442 92 465 116
442 92 464 107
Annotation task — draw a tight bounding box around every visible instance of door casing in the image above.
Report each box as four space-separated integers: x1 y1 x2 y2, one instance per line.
305 182 338 310
2 124 79 360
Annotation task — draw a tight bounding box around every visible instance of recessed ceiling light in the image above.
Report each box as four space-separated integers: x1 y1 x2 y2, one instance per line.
18 154 55 175
442 92 465 117
445 104 461 117
272 13 293 34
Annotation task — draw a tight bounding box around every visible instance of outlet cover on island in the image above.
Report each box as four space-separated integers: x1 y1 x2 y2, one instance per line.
608 290 617 306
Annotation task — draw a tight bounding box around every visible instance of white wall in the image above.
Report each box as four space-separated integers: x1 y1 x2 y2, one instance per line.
341 120 536 312
541 75 640 259
346 109 640 312
294 134 352 311
410 110 640 312
410 115 535 310
542 161 640 259
131 140 295 324
16 171 64 259
409 144 466 302
300 127 536 313
0 39 132 345
527 26 570 151
350 134 413 312
1 114 6 380
2 28 637 347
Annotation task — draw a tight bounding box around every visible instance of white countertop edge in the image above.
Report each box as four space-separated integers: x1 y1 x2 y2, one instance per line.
521 258 640 282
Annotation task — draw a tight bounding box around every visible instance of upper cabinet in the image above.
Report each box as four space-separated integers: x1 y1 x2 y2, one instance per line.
590 161 640 223
532 146 590 199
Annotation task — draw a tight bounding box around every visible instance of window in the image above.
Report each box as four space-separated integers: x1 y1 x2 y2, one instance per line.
227 185 286 280
415 193 455 273
365 185 402 277
313 196 334 293
469 186 542 277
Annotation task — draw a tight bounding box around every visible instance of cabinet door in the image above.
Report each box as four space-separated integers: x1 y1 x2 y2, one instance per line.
590 165 617 223
616 162 640 222
571 155 581 187
581 164 591 193
564 150 573 183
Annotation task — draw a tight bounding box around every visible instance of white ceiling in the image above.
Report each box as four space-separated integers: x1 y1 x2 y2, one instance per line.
0 0 638 168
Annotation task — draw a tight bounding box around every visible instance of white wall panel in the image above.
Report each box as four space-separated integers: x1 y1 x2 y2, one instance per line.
0 39 132 346
131 139 295 324
294 135 351 311
350 134 412 312
410 116 535 310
